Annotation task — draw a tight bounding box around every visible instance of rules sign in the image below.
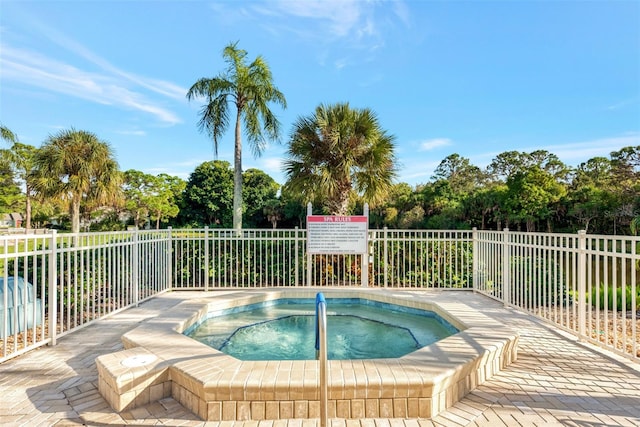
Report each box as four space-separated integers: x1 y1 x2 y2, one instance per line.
306 215 368 254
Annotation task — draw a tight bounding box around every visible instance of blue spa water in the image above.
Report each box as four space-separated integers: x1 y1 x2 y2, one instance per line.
185 299 458 361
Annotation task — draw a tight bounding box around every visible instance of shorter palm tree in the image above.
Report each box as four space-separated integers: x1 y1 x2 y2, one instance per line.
263 199 282 228
31 128 122 233
283 103 397 215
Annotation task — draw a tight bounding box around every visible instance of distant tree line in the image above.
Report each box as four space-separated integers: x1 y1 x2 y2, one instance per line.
369 148 639 235
2 122 638 234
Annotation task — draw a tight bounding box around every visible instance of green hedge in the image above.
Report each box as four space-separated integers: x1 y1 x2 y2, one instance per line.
591 284 640 311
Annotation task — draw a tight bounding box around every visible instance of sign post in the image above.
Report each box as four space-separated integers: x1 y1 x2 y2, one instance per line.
306 203 369 287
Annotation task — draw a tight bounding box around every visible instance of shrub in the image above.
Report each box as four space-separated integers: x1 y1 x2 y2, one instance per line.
591 284 640 311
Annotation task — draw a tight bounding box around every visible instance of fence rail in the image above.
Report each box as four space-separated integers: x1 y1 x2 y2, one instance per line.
1 227 638 362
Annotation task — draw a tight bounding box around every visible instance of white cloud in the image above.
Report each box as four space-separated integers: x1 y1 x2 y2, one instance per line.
419 138 453 151
261 156 284 171
606 98 637 111
1 45 183 125
392 0 412 28
469 133 640 171
116 130 147 136
397 159 441 184
143 167 190 180
21 12 189 101
535 134 640 163
334 58 349 70
242 156 286 184
142 158 206 180
205 1 411 73
268 0 363 39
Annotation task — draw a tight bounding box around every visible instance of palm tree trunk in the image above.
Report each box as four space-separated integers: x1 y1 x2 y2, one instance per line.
233 109 243 230
25 187 32 231
71 198 81 234
329 180 352 216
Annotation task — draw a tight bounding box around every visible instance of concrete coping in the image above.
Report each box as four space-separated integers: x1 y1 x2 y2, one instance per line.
97 288 519 420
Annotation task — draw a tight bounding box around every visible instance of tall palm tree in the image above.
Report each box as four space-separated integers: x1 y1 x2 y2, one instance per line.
31 128 122 233
283 103 397 215
186 42 287 230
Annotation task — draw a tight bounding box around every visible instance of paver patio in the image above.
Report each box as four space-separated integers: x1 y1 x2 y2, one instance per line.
1 290 639 427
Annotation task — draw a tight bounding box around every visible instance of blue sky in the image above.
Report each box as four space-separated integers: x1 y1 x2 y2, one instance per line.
1 0 638 187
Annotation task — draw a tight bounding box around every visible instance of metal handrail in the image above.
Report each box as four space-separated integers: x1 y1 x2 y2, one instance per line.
315 293 328 427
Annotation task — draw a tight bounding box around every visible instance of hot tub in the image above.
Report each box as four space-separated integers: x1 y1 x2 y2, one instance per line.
96 289 518 421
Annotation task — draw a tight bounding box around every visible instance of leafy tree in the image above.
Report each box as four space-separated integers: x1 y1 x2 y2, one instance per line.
567 186 608 233
0 155 22 214
186 42 287 230
610 146 640 233
610 146 640 177
242 168 279 227
279 185 307 228
3 143 38 230
0 125 23 216
573 157 613 189
528 150 571 181
487 150 529 181
432 153 485 196
284 102 397 215
148 174 185 229
89 208 126 232
123 169 154 228
461 183 508 230
487 150 569 182
30 128 122 233
31 198 65 228
567 157 614 233
370 182 416 228
178 160 233 227
505 165 567 232
398 205 426 229
420 180 460 221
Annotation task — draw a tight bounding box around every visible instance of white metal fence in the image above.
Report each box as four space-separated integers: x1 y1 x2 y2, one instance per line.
1 230 171 361
1 227 638 362
474 229 640 361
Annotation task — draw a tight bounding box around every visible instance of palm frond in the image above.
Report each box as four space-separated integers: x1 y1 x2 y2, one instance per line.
1 125 18 144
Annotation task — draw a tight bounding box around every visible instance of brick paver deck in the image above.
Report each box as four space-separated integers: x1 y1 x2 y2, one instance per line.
1 290 639 427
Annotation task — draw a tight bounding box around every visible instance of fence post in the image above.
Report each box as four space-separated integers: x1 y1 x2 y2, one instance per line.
48 230 58 346
502 228 510 306
361 203 369 288
472 227 478 292
133 228 139 307
167 226 173 290
295 226 299 287
383 227 388 288
204 226 209 292
577 230 587 340
307 203 312 287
